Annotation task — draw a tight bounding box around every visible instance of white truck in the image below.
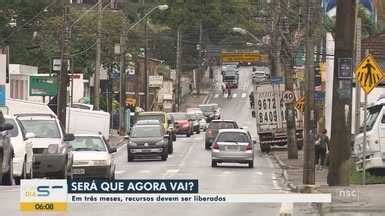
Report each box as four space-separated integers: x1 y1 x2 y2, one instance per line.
254 82 303 152
354 94 385 171
5 98 110 139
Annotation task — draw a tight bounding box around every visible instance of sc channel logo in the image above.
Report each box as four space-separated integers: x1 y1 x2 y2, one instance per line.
24 185 64 197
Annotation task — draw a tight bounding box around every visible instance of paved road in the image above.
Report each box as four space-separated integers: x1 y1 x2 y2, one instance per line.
0 66 290 215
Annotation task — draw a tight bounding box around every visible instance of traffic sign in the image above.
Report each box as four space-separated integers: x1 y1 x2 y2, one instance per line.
221 52 268 63
282 90 295 104
29 76 58 96
354 54 384 94
0 85 5 106
295 96 305 112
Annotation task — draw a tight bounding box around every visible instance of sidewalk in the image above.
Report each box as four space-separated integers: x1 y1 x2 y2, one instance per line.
108 134 125 148
273 150 385 215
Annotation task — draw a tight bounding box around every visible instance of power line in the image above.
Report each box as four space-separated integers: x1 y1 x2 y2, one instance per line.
0 0 59 45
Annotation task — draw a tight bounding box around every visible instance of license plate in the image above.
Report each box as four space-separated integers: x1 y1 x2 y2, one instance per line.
226 146 240 151
73 168 85 175
133 149 161 153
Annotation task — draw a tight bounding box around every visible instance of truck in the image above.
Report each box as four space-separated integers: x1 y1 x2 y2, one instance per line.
354 94 385 171
253 82 303 152
5 98 110 139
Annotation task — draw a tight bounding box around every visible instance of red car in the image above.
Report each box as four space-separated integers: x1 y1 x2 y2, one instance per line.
168 112 193 137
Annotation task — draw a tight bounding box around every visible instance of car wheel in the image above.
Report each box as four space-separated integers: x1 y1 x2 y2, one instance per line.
109 168 115 181
173 134 176 141
67 167 73 180
186 132 191 137
248 161 254 168
197 129 200 134
15 161 27 185
161 153 168 161
211 160 217 168
2 158 13 185
127 153 134 162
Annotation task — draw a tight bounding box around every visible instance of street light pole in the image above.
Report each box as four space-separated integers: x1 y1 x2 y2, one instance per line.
119 19 128 135
94 0 102 110
144 18 149 111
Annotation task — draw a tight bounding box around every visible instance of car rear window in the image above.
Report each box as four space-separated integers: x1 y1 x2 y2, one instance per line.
131 126 162 138
171 113 188 121
208 122 237 129
217 132 249 143
137 114 165 124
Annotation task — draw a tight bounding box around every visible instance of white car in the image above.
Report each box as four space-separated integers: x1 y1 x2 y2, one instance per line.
5 116 34 185
69 134 116 180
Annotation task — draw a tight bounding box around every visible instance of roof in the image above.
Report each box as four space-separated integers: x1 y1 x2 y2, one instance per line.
218 129 247 133
211 120 237 123
138 111 165 115
74 134 104 138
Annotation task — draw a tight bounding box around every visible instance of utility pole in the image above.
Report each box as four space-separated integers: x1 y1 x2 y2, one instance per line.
280 0 298 159
176 27 182 111
119 19 128 135
57 1 70 130
144 18 149 111
197 20 203 95
354 17 362 135
328 0 357 186
94 0 102 110
270 0 281 77
303 0 318 188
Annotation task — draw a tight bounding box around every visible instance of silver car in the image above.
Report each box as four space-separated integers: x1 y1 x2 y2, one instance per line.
211 129 255 168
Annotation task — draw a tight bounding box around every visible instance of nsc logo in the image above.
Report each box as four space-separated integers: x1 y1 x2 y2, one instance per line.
20 179 67 212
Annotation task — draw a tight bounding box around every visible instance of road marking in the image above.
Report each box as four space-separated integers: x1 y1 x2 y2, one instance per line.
224 93 228 98
222 171 232 175
255 171 263 175
139 170 150 174
241 93 246 98
214 94 219 98
279 202 294 216
115 170 125 174
232 93 237 98
166 169 179 174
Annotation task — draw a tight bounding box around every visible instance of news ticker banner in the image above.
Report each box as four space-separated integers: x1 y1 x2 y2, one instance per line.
20 179 331 212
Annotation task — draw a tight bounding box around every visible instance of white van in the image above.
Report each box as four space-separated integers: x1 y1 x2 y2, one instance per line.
354 95 385 170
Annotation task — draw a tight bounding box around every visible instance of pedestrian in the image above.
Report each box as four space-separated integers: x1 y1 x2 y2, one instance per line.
188 82 192 94
315 129 330 170
226 83 231 98
221 83 226 94
249 91 255 109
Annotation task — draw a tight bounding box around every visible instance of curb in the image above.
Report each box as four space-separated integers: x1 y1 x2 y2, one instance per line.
272 152 298 192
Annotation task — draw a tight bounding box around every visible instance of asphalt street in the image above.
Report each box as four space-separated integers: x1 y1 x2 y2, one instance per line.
0 66 291 216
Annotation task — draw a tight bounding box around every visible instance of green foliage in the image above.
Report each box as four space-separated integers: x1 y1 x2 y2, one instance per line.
350 164 385 184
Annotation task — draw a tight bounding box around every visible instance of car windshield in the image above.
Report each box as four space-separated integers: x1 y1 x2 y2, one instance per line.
361 105 382 131
217 132 250 143
19 119 61 138
199 105 217 112
4 118 19 138
137 114 164 124
70 136 106 152
131 126 162 138
209 122 237 129
171 113 188 121
188 114 197 120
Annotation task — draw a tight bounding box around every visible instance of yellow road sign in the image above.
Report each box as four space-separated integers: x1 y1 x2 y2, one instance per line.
221 52 268 62
295 96 305 113
354 54 384 94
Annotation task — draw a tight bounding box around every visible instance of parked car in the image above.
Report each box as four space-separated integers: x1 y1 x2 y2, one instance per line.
5 116 34 185
15 113 75 179
188 113 200 134
211 129 255 168
126 124 169 161
69 134 116 180
168 112 193 137
199 104 221 123
136 112 173 154
0 119 15 185
205 120 239 150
